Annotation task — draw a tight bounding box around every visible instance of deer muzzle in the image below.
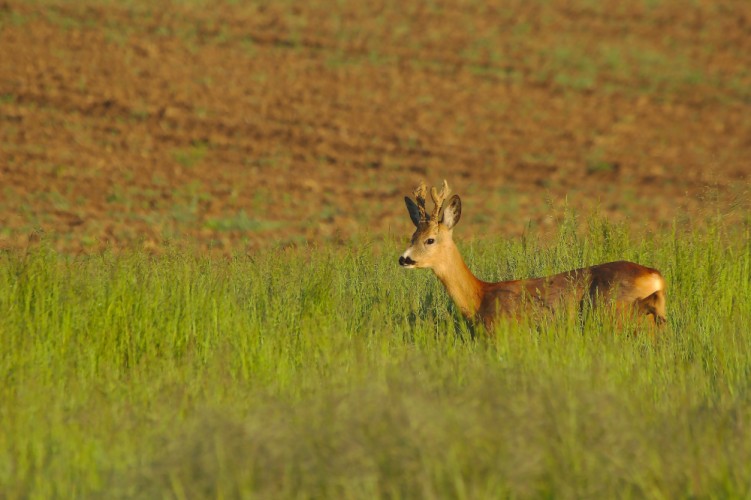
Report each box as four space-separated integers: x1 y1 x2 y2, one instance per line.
399 255 417 267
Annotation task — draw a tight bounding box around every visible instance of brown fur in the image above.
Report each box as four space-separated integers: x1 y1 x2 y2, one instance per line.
400 180 667 330
476 261 667 329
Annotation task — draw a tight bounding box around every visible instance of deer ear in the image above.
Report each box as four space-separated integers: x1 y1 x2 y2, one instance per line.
405 197 422 227
441 195 461 229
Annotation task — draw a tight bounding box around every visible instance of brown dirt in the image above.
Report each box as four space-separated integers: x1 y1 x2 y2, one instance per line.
1 0 750 253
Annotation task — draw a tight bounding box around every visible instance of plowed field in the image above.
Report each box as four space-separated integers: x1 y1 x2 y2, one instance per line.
1 0 750 252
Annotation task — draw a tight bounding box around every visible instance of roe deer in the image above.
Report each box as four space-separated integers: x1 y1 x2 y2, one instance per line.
399 180 666 330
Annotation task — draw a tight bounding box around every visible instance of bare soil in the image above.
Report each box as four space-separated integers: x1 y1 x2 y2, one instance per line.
1 0 750 253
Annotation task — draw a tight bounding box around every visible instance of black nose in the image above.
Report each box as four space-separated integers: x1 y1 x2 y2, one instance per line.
399 256 416 266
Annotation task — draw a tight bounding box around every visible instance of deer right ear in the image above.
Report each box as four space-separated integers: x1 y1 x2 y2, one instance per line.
441 195 461 229
405 197 422 227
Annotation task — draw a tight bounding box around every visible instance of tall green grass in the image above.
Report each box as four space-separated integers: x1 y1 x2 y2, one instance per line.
1 216 750 498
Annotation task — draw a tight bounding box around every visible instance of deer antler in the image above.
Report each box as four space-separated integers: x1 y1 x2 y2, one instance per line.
430 179 450 222
412 181 429 222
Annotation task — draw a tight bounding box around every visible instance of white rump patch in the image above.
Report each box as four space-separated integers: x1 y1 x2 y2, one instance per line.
642 273 664 295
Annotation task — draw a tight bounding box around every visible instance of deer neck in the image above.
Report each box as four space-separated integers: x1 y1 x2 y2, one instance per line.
431 241 484 318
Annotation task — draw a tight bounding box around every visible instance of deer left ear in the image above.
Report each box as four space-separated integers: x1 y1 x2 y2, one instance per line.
405 197 422 227
441 195 461 229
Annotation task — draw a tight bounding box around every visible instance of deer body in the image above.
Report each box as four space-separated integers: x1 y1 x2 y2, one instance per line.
399 181 667 329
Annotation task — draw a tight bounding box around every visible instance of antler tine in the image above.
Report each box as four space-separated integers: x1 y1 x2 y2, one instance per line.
430 179 450 222
412 181 429 222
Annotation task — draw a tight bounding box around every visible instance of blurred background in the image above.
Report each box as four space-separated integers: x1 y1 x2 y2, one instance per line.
1 0 749 253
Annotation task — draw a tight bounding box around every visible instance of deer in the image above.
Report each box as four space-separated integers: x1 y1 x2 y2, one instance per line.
399 180 667 330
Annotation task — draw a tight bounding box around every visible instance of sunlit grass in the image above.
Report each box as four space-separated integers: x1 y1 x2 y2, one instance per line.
1 215 749 498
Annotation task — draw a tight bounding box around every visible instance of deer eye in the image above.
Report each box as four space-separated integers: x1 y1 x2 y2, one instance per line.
425 238 435 245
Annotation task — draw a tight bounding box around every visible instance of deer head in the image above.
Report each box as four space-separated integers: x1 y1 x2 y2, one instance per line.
399 180 462 269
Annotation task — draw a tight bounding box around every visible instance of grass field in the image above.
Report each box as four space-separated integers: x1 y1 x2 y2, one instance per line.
2 215 750 498
2 0 751 498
